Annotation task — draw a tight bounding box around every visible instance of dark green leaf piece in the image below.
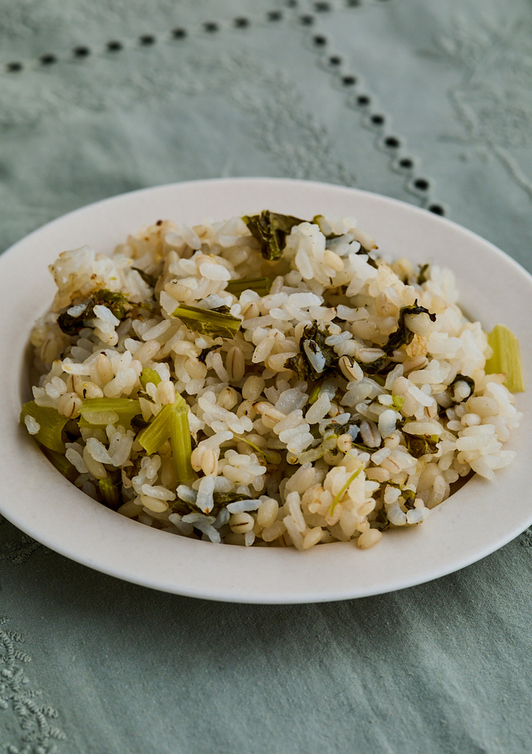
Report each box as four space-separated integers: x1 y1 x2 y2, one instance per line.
383 302 436 355
213 492 253 507
402 489 416 509
404 433 439 459
198 345 222 364
384 481 417 509
372 507 390 531
288 323 339 381
58 289 131 336
449 374 475 403
243 210 305 260
361 355 390 375
417 263 430 285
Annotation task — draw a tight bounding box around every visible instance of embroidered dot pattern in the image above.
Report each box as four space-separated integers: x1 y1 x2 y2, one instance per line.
1 0 444 216
40 54 57 66
73 46 90 58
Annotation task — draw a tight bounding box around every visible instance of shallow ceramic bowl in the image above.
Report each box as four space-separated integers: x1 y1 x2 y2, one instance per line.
1 178 531 603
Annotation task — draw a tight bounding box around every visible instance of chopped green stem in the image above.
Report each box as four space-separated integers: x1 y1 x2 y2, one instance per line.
169 401 195 485
329 466 362 517
172 303 242 339
140 368 162 389
485 325 524 393
226 277 272 297
98 478 121 510
137 393 195 484
79 398 141 427
136 403 174 454
20 401 70 453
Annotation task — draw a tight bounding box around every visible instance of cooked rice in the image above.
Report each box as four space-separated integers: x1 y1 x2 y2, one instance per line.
24 211 522 549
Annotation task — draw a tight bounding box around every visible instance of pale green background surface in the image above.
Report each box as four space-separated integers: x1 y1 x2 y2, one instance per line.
1 1 532 752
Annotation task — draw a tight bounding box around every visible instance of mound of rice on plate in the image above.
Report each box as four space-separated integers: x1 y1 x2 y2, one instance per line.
21 211 522 550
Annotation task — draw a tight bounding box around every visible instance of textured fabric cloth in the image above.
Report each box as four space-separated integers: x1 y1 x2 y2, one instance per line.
1 1 532 752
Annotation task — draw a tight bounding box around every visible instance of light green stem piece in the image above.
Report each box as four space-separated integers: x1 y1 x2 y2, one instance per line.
20 401 70 453
226 277 272 297
79 398 141 427
485 324 524 393
172 303 241 339
136 393 195 485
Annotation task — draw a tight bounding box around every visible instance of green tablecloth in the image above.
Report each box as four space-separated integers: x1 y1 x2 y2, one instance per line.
1 1 531 751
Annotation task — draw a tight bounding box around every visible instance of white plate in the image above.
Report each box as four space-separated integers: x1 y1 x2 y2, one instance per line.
1 178 530 603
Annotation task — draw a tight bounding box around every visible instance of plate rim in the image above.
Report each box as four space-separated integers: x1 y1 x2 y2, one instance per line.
1 177 531 604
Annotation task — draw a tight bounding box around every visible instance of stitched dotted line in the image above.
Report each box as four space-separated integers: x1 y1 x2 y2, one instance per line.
2 10 287 72
293 0 447 215
1 1 389 74
2 0 445 216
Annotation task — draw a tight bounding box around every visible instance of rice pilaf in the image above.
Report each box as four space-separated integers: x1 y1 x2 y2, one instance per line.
21 211 522 550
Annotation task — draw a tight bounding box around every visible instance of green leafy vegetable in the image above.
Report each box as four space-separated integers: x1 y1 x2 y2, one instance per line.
20 401 70 453
243 210 305 261
226 277 272 297
417 263 430 285
404 433 439 459
198 345 221 364
383 302 436 355
57 289 130 336
385 482 417 510
322 419 361 444
373 507 390 531
213 491 254 507
402 489 416 509
361 355 390 375
485 324 525 393
289 323 339 381
449 374 475 403
391 395 405 411
172 303 242 339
